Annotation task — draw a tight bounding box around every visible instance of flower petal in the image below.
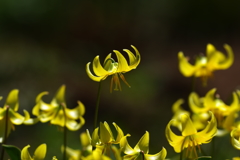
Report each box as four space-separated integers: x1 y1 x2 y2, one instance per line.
144 147 167 160
5 89 19 111
120 135 135 155
181 114 197 136
178 52 195 77
9 109 25 125
21 145 32 160
93 56 110 76
33 144 47 160
114 50 131 72
165 120 185 153
100 122 112 143
134 131 149 154
123 45 141 69
51 85 66 106
113 122 124 143
86 62 106 82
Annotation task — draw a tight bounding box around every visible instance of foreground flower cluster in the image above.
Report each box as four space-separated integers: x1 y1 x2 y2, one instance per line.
0 44 239 160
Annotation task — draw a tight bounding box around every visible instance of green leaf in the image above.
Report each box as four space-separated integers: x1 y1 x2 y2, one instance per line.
198 156 211 160
3 144 21 160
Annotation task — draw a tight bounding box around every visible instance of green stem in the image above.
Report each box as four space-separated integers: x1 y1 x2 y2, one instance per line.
1 106 9 160
94 81 102 129
62 104 67 160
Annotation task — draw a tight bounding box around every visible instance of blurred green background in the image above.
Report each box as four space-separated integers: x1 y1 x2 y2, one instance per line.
1 0 240 159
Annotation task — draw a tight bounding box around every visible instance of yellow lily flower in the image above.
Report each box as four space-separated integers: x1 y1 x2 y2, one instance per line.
231 126 240 150
32 85 85 131
189 88 239 129
178 44 233 85
120 131 167 160
87 122 125 159
86 45 140 92
21 143 48 160
0 89 35 143
165 111 217 159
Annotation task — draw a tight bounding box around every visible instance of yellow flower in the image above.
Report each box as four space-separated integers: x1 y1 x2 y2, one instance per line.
86 45 140 92
32 85 85 131
189 88 239 129
87 122 124 159
0 89 35 143
120 131 167 160
21 144 48 160
165 111 217 159
178 44 233 85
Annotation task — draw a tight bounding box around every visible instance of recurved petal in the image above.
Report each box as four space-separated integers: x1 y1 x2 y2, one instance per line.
165 120 185 153
100 122 112 143
144 147 167 160
229 92 240 112
134 131 149 154
5 89 19 111
208 44 234 70
172 99 184 113
114 50 131 72
181 114 197 136
9 109 25 125
113 122 124 143
66 117 85 131
196 112 217 142
33 144 47 160
189 92 207 113
21 145 32 160
120 135 135 155
203 88 217 110
86 62 106 82
123 45 141 69
93 56 110 76
65 101 85 119
23 110 39 125
178 52 195 77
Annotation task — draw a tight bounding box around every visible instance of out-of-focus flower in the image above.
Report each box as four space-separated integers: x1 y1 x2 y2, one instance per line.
189 88 239 129
32 85 85 131
86 45 140 92
0 89 36 143
231 126 240 150
165 111 217 159
120 131 167 160
171 99 190 131
64 132 92 160
178 44 234 85
21 143 48 160
87 122 124 159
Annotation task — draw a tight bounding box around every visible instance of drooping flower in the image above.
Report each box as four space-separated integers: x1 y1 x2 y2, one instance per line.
120 131 167 160
178 44 234 85
87 121 125 159
86 45 140 92
189 88 239 130
32 85 85 131
165 111 217 159
0 89 36 143
21 143 49 160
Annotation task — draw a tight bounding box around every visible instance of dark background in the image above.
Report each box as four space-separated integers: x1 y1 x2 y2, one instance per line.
1 0 240 159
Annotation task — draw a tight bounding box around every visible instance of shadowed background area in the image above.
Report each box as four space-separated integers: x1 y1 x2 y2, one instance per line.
0 0 240 159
